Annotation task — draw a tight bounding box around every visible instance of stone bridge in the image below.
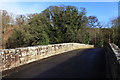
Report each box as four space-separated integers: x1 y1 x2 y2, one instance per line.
0 43 120 79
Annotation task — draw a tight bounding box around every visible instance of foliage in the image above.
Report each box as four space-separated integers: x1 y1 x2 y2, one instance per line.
111 17 120 47
4 5 119 48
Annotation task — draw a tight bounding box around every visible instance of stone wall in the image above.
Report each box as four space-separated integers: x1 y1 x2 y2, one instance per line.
0 43 94 72
105 43 120 78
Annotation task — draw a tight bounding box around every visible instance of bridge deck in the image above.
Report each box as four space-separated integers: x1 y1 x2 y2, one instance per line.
3 48 106 79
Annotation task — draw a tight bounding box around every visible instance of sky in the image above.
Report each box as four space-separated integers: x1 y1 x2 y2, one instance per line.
0 0 119 2
0 2 118 24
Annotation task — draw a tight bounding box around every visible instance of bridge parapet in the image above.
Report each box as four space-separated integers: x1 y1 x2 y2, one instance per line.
105 43 120 78
0 43 94 72
109 43 120 61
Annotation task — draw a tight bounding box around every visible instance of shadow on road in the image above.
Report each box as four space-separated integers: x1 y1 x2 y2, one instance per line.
33 48 106 78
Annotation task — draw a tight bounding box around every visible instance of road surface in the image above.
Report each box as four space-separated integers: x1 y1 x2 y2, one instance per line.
3 48 106 79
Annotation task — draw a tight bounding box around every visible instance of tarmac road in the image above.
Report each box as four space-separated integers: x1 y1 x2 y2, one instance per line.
3 48 106 79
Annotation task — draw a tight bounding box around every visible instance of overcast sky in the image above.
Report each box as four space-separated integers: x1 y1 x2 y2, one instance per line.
0 2 118 24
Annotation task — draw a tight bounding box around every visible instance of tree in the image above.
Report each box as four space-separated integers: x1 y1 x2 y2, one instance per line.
6 13 50 48
6 27 25 48
6 5 105 48
1 10 11 33
88 16 99 28
111 16 120 47
15 15 28 27
43 6 88 43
